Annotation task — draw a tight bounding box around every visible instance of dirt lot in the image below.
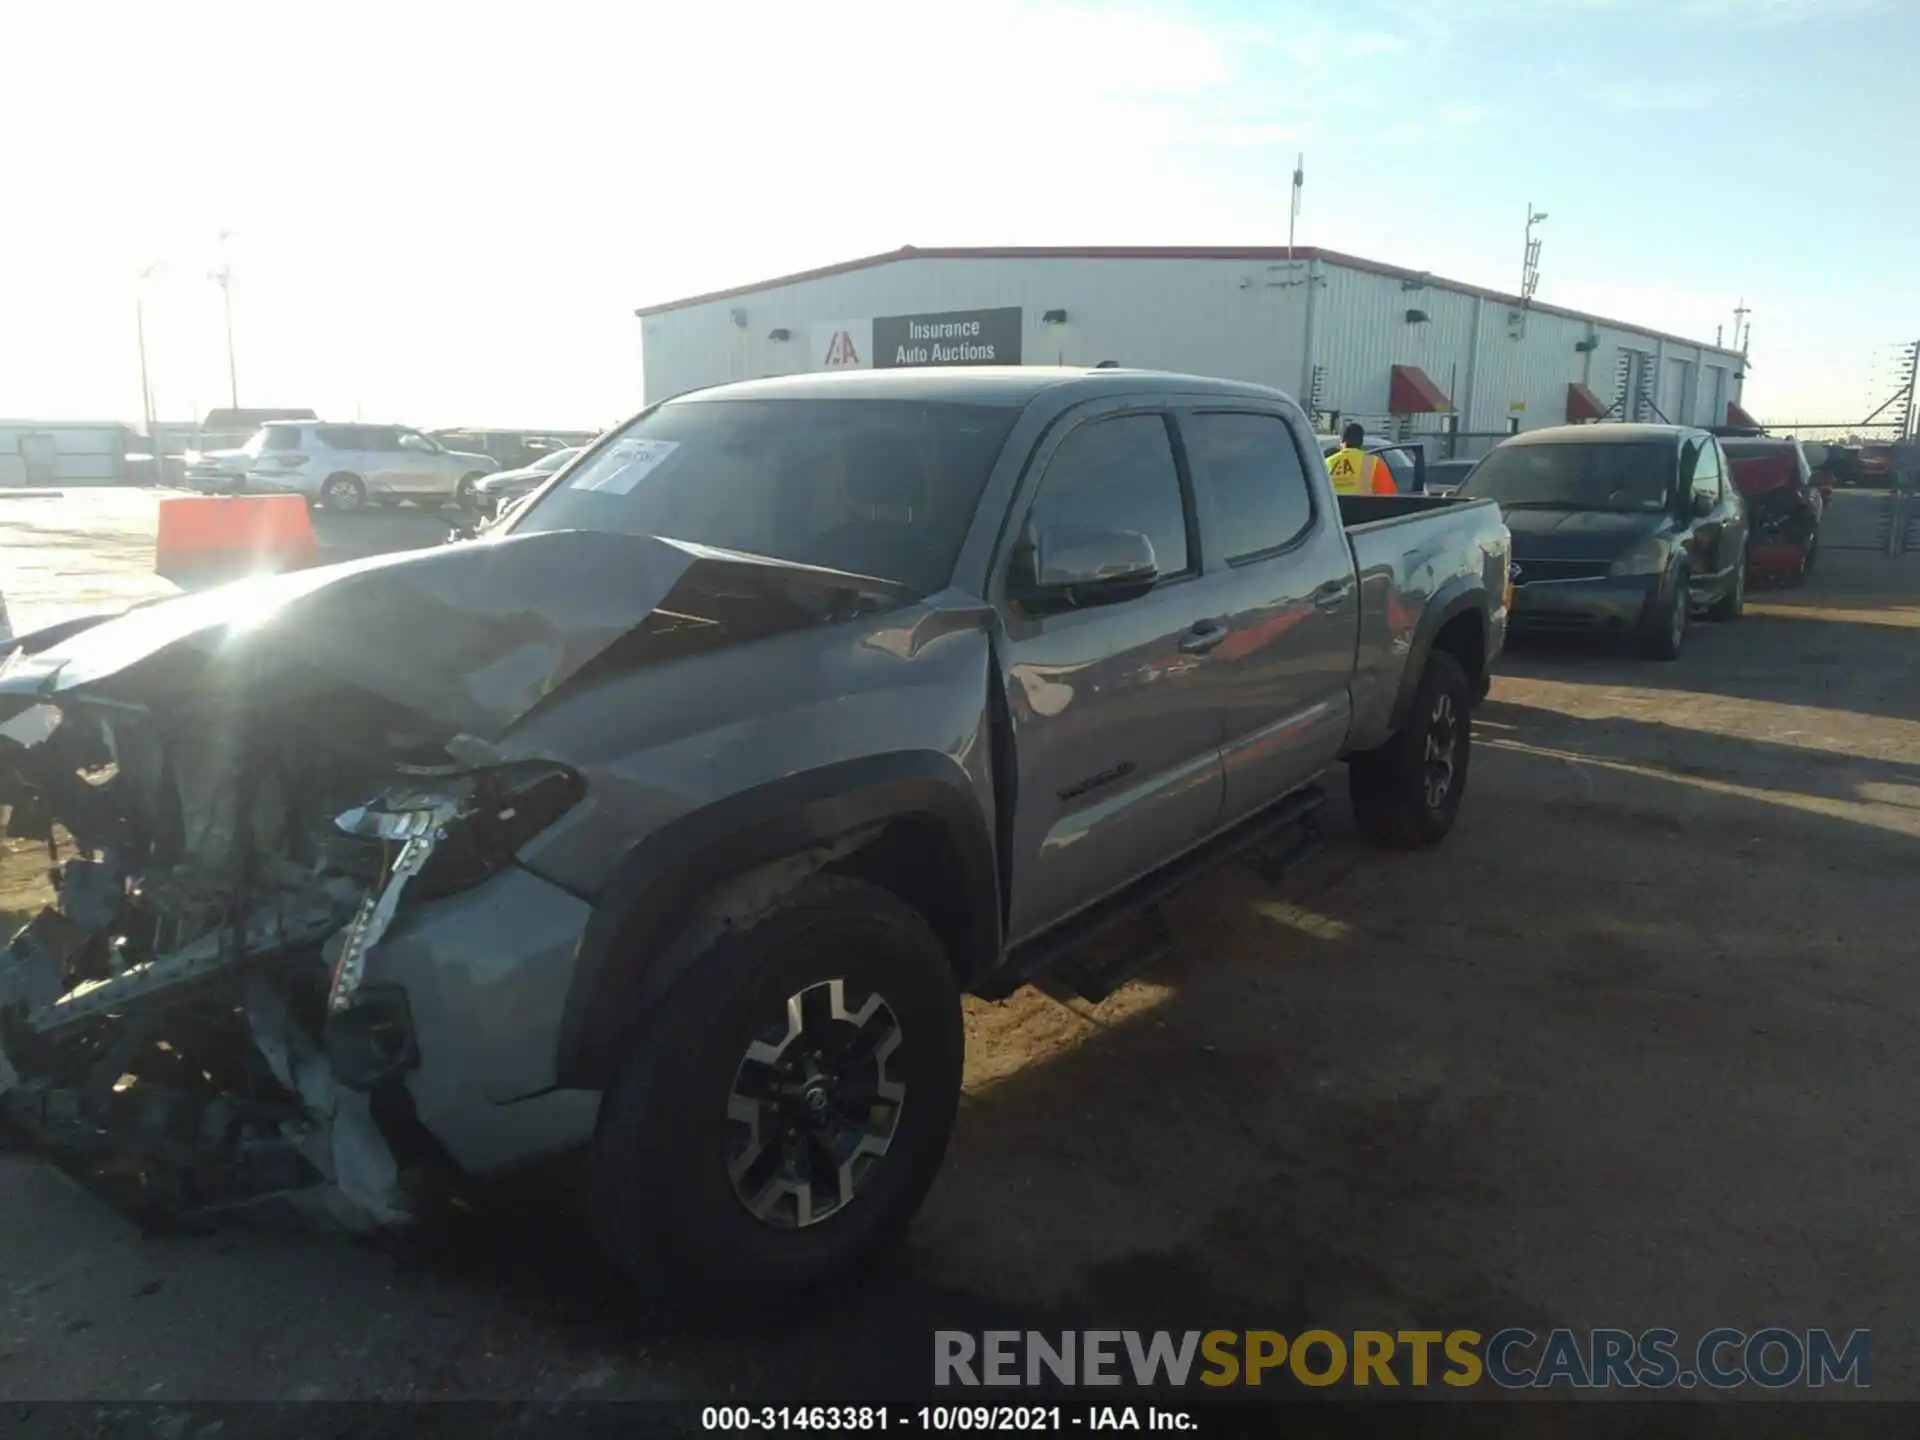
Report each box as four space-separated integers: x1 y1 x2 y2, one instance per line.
1 494 1917 1403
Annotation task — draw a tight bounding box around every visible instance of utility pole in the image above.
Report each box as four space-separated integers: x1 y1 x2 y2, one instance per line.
209 229 239 408
1732 298 1750 357
1287 153 1304 266
134 264 160 458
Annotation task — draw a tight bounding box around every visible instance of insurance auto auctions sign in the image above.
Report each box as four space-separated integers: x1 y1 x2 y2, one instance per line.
874 308 1023 368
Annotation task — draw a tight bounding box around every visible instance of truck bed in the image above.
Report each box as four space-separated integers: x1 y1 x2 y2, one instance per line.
1336 493 1472 529
1337 493 1509 754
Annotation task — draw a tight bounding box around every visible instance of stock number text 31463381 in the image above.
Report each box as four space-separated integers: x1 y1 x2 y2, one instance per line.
702 1406 1070 1431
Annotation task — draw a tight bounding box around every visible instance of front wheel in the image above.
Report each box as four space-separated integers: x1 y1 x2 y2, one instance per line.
1639 572 1688 660
1348 650 1472 850
589 875 963 1303
455 473 486 509
1709 554 1746 621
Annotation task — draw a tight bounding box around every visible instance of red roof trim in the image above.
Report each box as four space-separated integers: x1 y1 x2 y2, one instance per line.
1566 382 1610 423
632 244 1741 356
1389 364 1452 414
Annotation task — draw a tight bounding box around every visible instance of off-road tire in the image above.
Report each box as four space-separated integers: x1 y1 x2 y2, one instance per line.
589 874 963 1303
1639 571 1688 661
1348 650 1472 850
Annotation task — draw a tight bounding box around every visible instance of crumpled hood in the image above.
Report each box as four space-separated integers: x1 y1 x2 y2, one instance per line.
1503 507 1669 562
0 529 915 742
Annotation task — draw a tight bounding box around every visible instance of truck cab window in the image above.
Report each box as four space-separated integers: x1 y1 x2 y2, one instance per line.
1184 411 1314 560
1029 414 1191 577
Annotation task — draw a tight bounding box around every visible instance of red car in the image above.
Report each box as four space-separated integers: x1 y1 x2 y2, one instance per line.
1722 436 1825 583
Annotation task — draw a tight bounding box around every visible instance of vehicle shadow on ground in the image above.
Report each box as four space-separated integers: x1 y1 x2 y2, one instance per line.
373 706 1920 1400
1476 697 1920 823
1499 608 1919 726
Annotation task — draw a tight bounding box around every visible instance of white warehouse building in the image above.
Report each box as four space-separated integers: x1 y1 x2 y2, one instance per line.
636 245 1752 456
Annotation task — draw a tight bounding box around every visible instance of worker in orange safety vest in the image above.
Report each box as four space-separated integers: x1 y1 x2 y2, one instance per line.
1326 421 1398 495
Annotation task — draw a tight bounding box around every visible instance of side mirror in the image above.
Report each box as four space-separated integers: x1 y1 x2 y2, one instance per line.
1009 524 1158 610
1691 491 1716 519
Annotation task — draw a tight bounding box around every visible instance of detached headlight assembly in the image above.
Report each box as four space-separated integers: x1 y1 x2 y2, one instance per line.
328 761 584 1011
1610 535 1670 577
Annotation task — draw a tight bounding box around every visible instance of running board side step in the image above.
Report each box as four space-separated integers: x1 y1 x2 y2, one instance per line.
980 783 1328 1004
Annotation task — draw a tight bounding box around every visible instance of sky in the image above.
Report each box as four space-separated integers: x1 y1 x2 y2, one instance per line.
1 0 1915 431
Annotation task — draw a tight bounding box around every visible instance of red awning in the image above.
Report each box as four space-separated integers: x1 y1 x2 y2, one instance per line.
1565 383 1609 423
1389 364 1452 414
1726 400 1759 428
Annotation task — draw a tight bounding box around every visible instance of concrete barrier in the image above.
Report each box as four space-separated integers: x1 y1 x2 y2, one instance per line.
154 495 319 589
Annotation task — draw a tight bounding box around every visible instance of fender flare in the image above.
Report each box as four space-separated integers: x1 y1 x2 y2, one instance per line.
1387 579 1488 733
553 750 1000 1089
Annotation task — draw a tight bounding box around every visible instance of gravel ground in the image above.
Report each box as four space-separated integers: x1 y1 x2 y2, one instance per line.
1 488 1916 1405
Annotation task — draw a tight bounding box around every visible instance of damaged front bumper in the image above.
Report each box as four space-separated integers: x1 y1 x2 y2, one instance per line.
0 696 595 1230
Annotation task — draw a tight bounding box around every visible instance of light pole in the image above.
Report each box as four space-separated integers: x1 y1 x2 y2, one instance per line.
209 229 239 408
1520 204 1548 303
135 263 160 467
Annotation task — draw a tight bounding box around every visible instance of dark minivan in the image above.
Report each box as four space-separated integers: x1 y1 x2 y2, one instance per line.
1454 423 1748 660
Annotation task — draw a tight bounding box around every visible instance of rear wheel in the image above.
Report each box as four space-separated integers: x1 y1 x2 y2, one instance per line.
320 473 366 511
456 473 486 509
1349 650 1472 850
589 875 963 1302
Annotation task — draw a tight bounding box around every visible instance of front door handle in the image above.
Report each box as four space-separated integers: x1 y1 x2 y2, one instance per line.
1178 619 1228 655
1312 578 1355 611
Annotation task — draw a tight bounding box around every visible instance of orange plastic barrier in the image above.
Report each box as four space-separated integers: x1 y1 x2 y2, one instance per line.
154 495 319 589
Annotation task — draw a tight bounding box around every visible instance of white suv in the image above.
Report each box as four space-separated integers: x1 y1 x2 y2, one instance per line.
243 422 498 511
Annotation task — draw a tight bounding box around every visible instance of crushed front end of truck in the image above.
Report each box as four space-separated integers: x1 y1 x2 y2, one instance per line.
0 528 913 1229
0 661 585 1228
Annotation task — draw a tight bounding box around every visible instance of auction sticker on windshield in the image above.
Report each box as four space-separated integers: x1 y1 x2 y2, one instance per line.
569 438 680 495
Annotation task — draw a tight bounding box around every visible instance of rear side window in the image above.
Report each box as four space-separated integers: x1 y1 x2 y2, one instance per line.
316 425 367 450
1182 412 1314 560
1031 414 1191 577
261 426 305 451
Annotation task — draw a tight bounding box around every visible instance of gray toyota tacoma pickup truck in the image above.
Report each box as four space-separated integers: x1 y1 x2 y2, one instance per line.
0 367 1509 1296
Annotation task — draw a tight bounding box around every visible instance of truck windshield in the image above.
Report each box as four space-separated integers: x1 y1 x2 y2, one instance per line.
1456 440 1675 513
508 398 1020 594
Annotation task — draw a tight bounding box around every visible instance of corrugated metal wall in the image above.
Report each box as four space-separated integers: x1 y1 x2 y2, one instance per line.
642 256 1312 404
640 255 1746 442
1316 262 1746 443
0 423 129 486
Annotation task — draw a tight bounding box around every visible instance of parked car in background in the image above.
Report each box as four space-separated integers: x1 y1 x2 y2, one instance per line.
468 445 585 516
185 424 281 492
1455 423 1748 660
429 427 601 474
241 422 498 510
1426 458 1478 496
1721 435 1824 584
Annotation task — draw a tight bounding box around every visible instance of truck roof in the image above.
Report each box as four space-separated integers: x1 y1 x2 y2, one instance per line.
668 366 1296 407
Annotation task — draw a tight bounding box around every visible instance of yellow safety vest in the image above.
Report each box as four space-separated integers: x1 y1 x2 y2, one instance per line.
1327 446 1371 494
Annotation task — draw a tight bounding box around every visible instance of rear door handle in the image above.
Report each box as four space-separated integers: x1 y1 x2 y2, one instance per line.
1312 578 1354 611
1178 619 1228 655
